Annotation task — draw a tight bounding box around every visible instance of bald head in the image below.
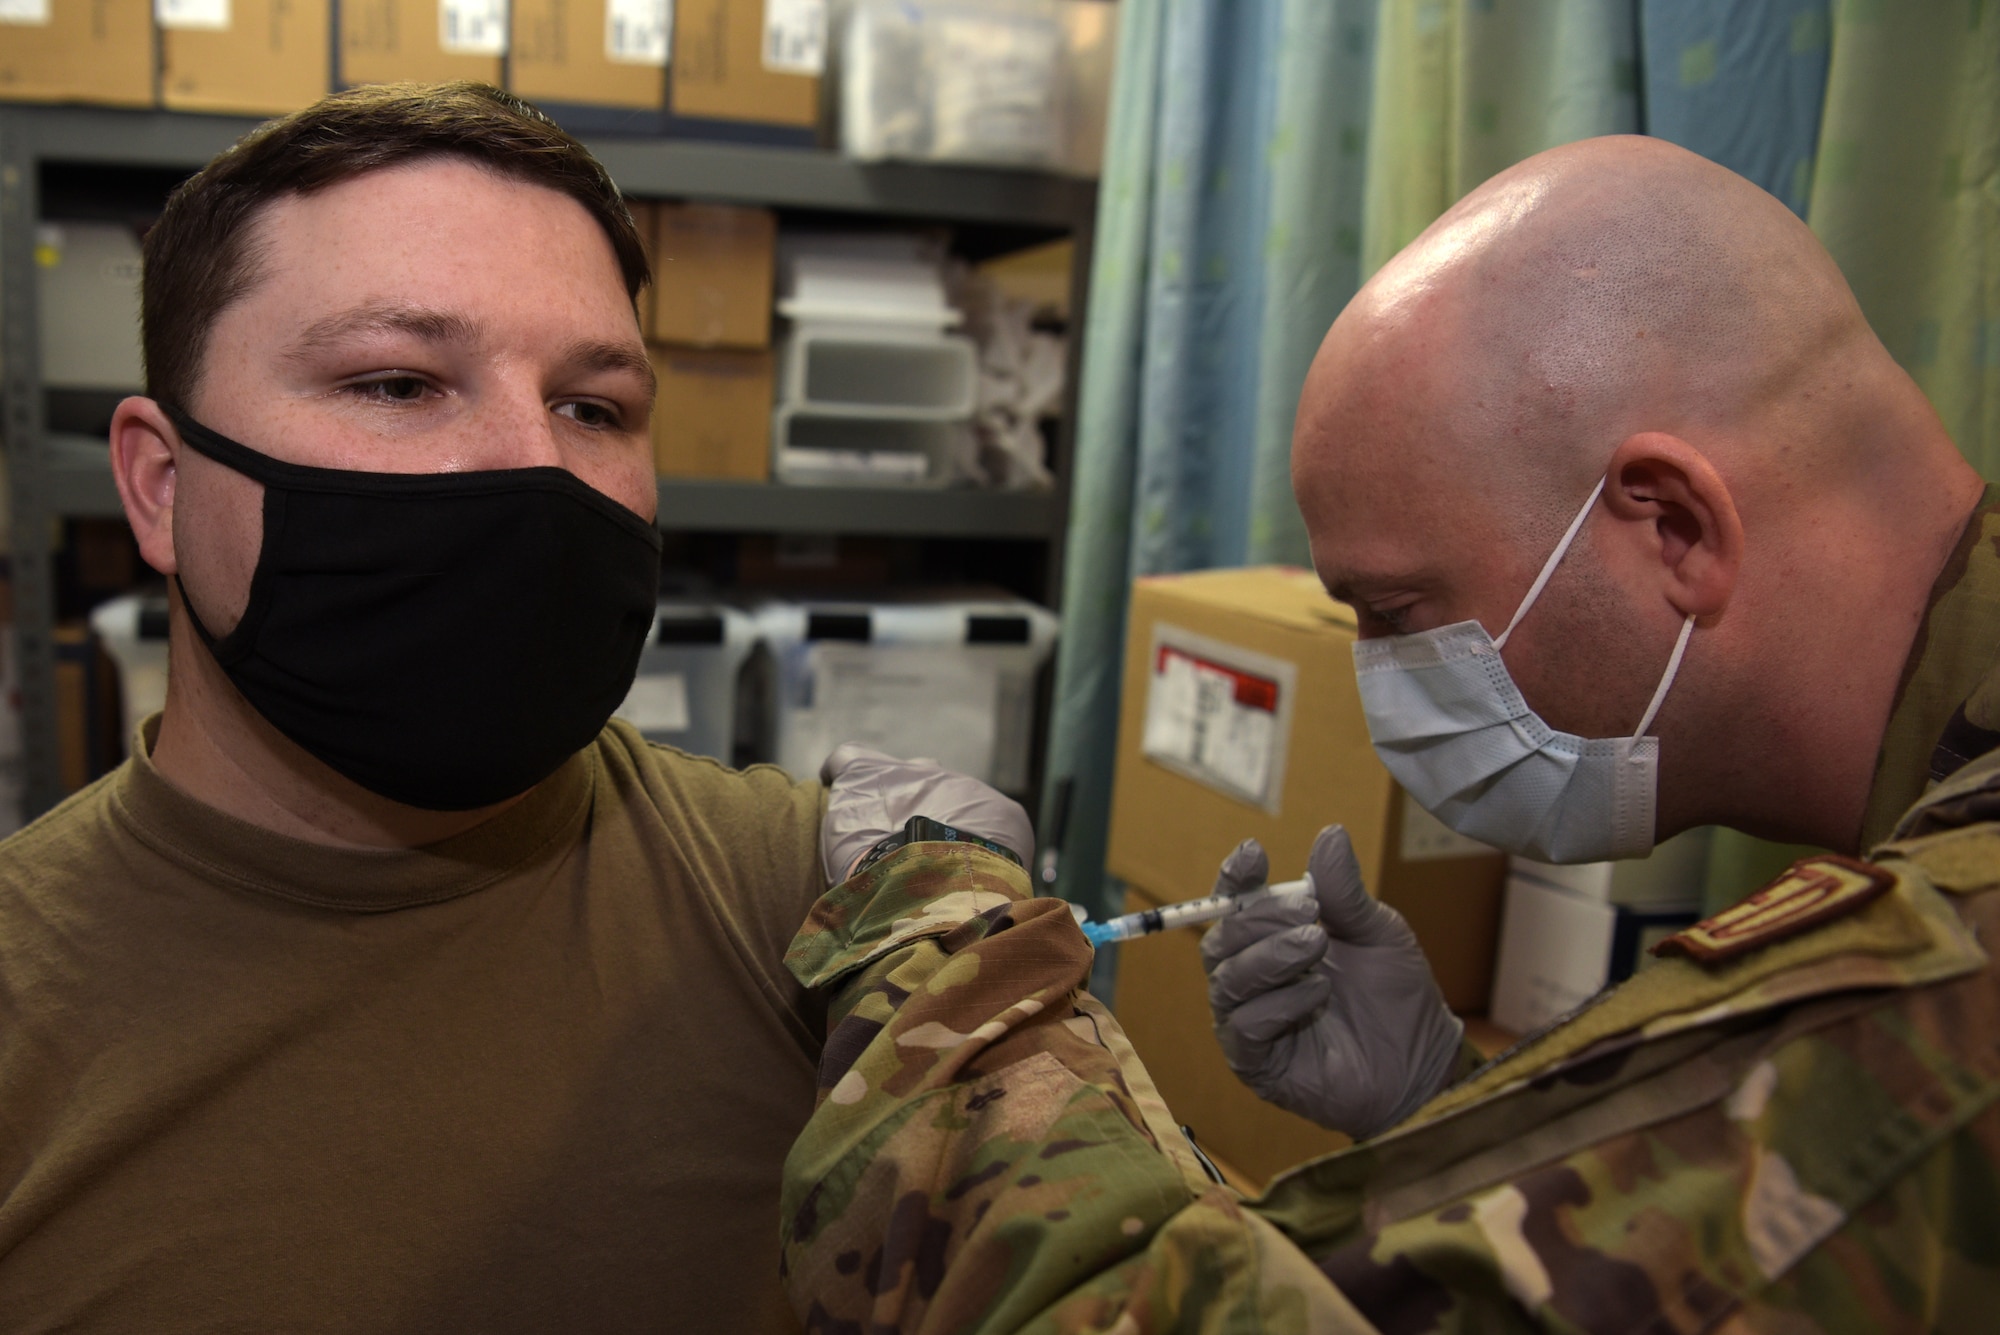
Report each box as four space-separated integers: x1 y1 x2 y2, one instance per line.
1293 136 1983 851
1303 136 1902 525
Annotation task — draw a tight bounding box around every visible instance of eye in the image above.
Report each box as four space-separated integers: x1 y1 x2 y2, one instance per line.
343 373 437 404
555 400 624 429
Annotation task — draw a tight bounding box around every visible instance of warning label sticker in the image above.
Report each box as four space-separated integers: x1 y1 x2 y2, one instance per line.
1141 625 1296 813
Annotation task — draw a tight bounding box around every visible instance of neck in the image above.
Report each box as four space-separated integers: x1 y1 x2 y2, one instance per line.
1668 461 1985 852
150 604 523 850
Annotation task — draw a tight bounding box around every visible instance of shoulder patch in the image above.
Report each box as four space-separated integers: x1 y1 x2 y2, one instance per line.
1652 854 1895 965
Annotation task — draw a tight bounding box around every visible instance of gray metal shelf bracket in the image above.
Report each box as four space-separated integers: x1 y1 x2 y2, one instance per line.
2 123 61 817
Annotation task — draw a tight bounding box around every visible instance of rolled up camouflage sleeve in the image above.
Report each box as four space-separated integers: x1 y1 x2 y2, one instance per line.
779 843 1384 1335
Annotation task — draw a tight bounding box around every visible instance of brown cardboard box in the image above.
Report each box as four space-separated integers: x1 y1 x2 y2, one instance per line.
670 0 817 128
159 0 332 115
628 200 657 341
1112 880 1350 1186
509 0 666 110
651 203 775 349
338 0 503 88
649 344 772 481
1106 566 1507 1010
0 0 153 106
1104 566 1510 1182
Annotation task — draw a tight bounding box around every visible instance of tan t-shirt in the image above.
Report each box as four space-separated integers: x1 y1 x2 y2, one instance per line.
0 718 826 1333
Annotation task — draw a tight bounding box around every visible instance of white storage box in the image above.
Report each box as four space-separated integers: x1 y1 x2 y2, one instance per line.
38 222 144 392
89 593 170 741
772 409 967 486
756 598 1058 794
779 325 978 418
614 604 757 763
1487 828 1712 1036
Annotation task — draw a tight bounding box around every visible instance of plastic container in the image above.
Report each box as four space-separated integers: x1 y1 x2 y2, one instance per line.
841 0 1070 169
88 593 170 741
778 324 978 417
755 598 1058 794
772 408 968 486
614 603 758 763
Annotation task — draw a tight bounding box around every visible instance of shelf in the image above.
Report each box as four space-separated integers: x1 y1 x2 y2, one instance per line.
654 478 1057 538
43 436 1059 538
3 106 1095 229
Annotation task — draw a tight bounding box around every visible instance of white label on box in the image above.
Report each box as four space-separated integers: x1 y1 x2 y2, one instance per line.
605 0 669 65
441 0 508 55
761 0 825 74
0 0 51 27
1399 791 1495 862
155 0 230 30
616 673 691 733
1140 624 1296 814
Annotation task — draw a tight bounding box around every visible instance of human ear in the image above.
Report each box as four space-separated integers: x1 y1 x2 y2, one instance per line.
109 396 181 577
1602 432 1743 620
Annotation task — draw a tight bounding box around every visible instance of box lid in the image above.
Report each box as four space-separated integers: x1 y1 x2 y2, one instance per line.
1136 567 1356 636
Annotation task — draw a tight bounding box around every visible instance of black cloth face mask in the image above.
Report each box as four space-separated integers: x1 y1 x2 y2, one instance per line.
166 408 662 811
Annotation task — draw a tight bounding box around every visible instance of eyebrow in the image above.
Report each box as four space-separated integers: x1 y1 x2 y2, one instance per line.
560 338 657 399
283 302 481 363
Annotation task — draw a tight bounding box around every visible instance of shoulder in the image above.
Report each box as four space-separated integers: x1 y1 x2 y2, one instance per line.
0 768 126 891
592 719 824 831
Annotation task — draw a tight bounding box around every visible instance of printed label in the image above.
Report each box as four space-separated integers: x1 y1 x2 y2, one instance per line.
0 0 51 27
605 0 669 65
616 673 691 734
155 0 230 30
1141 625 1296 813
761 0 824 74
440 0 507 55
1398 790 1494 862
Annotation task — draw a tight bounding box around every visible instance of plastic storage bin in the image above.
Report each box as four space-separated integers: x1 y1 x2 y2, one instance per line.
772 408 968 485
89 593 170 740
756 598 1058 794
614 604 757 763
778 325 978 417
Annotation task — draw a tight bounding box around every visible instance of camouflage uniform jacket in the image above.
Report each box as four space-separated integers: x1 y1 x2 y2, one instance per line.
780 495 2000 1334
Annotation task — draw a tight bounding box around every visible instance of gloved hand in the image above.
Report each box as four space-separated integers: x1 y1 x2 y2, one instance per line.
1199 825 1464 1139
818 743 1035 885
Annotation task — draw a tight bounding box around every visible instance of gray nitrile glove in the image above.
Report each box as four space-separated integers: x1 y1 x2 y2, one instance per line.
1200 825 1464 1139
818 743 1035 884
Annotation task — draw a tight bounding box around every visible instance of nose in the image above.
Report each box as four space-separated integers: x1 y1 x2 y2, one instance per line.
457 386 566 472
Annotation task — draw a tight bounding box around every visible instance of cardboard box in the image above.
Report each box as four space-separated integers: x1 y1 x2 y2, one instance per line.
670 0 817 128
1111 879 1350 1187
649 344 773 481
628 200 657 341
649 203 775 348
508 0 667 111
1104 567 1508 1186
337 0 504 88
0 0 153 106
1106 567 1508 1011
159 0 332 115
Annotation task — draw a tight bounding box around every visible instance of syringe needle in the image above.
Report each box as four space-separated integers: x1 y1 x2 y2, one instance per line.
1077 879 1313 946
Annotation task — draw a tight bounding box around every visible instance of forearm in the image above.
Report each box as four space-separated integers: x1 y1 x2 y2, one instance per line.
781 844 1381 1334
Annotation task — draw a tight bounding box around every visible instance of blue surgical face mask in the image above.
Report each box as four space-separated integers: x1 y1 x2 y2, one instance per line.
1350 477 1695 864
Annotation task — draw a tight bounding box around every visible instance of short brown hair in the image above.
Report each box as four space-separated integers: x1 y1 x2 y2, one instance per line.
142 81 651 411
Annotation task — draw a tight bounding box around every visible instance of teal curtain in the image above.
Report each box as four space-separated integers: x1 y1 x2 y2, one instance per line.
1047 0 2000 923
1043 0 1378 920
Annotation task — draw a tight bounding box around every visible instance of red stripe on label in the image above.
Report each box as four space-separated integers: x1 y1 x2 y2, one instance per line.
1155 646 1280 714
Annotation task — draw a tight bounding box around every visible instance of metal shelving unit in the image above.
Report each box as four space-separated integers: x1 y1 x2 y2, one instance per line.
1 104 1096 817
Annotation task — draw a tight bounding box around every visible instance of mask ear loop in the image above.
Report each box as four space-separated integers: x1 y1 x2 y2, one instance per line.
1494 476 1608 651
1630 613 1696 743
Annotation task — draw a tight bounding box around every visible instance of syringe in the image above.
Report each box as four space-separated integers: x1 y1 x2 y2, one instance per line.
1077 878 1313 947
